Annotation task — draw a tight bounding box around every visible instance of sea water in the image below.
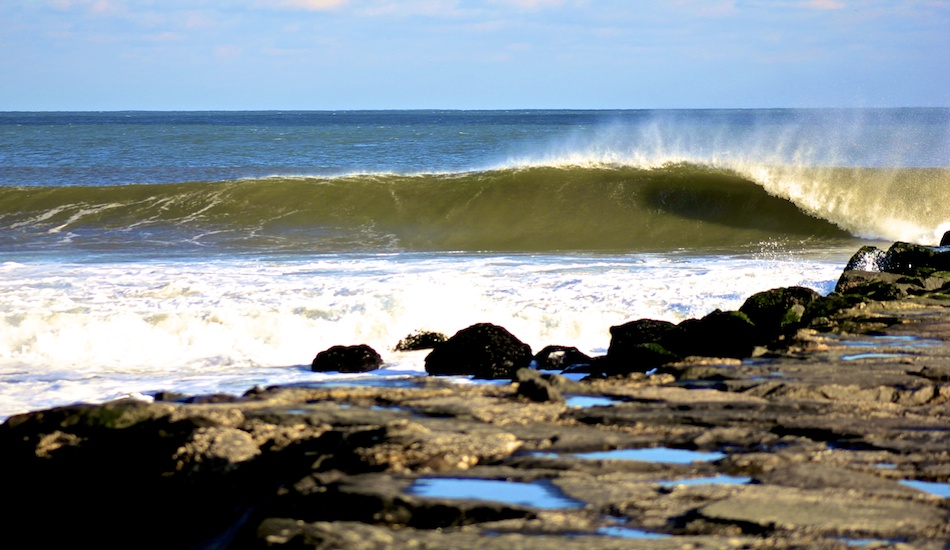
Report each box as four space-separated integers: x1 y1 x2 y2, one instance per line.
1 109 947 420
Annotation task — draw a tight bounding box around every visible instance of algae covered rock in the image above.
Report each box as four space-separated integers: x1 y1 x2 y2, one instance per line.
739 286 821 338
424 323 532 379
312 344 384 373
604 319 681 374
604 342 681 375
672 309 761 359
881 241 950 276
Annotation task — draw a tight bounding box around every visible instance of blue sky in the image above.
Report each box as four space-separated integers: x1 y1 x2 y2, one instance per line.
1 0 947 110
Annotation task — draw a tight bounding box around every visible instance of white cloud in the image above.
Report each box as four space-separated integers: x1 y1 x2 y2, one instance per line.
805 0 845 9
269 0 349 11
354 0 467 18
670 0 737 17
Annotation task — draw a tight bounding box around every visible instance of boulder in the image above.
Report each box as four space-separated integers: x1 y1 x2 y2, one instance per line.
604 343 680 375
941 230 950 247
312 344 383 373
670 310 760 359
394 331 448 352
608 319 678 350
739 286 821 339
834 270 907 299
843 245 886 272
604 319 683 374
531 345 592 371
881 241 950 276
424 323 532 379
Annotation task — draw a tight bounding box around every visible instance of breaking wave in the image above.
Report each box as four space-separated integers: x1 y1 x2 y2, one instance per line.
1 162 947 253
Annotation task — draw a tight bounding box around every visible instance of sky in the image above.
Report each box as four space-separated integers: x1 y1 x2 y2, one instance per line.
1 0 948 110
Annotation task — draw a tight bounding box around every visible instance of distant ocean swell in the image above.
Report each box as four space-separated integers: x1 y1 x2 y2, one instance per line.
2 163 947 253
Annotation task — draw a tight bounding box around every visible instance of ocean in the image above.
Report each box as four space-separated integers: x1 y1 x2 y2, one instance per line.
1 109 948 420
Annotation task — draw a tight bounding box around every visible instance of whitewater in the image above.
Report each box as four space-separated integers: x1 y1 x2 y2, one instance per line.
0 109 947 420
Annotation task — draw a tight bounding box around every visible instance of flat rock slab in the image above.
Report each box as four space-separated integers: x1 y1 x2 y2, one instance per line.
697 484 946 536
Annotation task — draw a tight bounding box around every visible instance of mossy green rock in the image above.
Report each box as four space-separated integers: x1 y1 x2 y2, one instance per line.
739 286 821 338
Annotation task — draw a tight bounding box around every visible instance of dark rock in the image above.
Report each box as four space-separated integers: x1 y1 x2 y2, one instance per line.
739 286 821 339
941 230 950 247
834 270 907 299
843 245 886 272
312 344 383 373
881 241 950 276
514 368 564 403
563 355 611 375
835 269 950 300
606 318 681 369
670 310 760 359
531 345 592 370
609 319 678 350
603 343 680 375
800 293 870 328
394 331 448 351
424 323 532 379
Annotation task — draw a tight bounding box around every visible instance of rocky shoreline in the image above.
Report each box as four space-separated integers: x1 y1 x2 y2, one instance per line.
3 240 950 549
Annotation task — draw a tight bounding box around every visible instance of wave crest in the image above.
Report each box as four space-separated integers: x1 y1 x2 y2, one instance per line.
3 163 945 253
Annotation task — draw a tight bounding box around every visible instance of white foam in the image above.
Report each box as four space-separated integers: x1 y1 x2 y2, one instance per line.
0 250 848 420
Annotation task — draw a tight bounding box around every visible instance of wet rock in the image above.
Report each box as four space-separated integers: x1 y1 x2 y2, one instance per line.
609 319 678 350
739 286 821 339
604 343 681 375
670 310 760 359
606 319 682 373
424 323 532 379
800 293 869 328
693 484 945 536
835 269 950 298
843 245 887 272
532 345 592 370
515 368 564 403
753 463 923 497
312 344 383 373
275 472 535 528
394 331 448 351
881 241 950 276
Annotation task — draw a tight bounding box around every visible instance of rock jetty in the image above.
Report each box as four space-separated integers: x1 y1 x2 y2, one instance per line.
3 239 950 549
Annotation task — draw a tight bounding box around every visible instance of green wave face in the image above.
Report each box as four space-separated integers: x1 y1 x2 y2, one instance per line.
2 163 945 254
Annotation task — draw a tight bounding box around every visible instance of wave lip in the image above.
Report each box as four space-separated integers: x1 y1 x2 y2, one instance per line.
2 162 944 254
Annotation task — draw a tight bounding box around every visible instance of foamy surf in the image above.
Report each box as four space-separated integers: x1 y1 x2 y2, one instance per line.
0 250 848 420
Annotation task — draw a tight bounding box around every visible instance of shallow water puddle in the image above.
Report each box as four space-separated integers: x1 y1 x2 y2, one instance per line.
839 537 907 547
406 478 584 509
840 352 906 361
658 474 750 487
574 447 726 463
899 479 950 498
596 526 670 539
539 447 726 464
839 335 941 349
564 395 620 408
